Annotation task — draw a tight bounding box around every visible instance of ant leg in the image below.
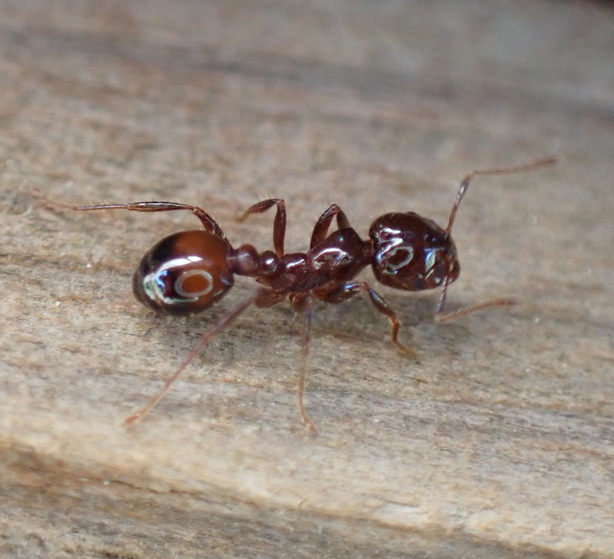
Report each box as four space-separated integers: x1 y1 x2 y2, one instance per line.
287 293 318 435
310 204 351 248
68 201 225 237
255 289 287 308
124 288 264 426
298 301 317 436
238 199 286 257
434 276 518 324
319 282 418 358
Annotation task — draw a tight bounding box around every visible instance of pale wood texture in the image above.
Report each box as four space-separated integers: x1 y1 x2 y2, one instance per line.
1 1 613 557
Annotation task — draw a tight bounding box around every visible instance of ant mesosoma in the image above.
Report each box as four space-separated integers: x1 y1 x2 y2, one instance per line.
68 157 555 433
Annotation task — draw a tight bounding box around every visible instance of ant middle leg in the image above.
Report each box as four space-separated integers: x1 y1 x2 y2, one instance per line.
310 204 351 248
285 293 318 435
298 299 317 436
318 282 418 358
238 199 286 258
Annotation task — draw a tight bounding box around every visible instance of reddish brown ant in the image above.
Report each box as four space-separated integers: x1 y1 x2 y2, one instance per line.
68 157 555 433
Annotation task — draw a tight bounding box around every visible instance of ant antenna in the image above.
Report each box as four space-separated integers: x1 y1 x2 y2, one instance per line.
445 157 557 234
436 156 556 322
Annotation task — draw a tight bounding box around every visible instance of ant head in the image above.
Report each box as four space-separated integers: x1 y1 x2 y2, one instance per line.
133 230 234 315
369 212 460 291
368 157 557 295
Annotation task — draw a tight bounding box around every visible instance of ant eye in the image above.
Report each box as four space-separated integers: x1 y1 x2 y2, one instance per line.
424 249 437 275
133 231 234 315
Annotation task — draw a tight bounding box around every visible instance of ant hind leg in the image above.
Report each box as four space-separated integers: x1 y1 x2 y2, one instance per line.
238 199 287 258
124 288 263 426
45 199 226 238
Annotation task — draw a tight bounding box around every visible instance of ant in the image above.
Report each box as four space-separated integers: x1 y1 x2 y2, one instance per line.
66 157 555 434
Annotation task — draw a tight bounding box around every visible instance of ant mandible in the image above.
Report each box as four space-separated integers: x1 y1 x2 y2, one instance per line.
70 157 555 434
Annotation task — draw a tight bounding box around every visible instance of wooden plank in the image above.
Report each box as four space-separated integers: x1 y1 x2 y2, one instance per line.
1 0 613 557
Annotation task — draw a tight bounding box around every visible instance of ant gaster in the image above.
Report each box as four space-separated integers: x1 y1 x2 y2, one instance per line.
70 158 555 433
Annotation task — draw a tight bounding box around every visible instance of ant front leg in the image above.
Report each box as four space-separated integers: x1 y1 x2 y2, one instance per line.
310 204 351 248
72 201 225 238
238 199 286 257
319 282 418 358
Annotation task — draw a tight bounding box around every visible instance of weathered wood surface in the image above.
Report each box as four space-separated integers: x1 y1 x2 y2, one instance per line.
1 1 613 557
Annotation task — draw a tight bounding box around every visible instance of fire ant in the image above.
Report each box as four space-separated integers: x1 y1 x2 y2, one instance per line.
67 157 555 433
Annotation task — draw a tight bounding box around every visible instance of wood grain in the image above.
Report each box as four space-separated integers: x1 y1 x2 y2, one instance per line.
1 0 613 557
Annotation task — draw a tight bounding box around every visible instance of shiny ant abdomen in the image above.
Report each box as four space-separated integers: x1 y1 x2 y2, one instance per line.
68 157 555 433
